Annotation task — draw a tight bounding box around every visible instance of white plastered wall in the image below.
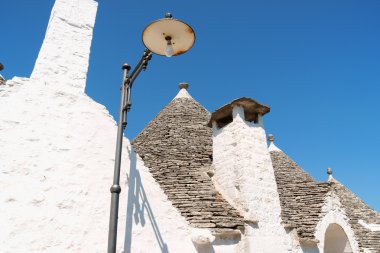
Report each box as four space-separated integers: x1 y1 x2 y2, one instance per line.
212 106 299 252
314 192 360 253
0 77 125 252
124 144 195 253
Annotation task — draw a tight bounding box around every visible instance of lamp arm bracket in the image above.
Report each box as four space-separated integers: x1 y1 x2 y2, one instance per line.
127 48 153 84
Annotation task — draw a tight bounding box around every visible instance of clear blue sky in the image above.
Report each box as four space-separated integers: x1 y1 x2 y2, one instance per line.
2 1 380 211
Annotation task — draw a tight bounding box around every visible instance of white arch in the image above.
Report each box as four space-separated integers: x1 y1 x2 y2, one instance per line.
324 223 352 253
315 210 359 253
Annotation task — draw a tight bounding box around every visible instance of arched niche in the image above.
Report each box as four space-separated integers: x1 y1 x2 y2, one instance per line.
324 223 353 253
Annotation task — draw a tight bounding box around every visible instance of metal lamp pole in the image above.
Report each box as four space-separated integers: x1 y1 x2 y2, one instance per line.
107 49 152 253
106 13 195 253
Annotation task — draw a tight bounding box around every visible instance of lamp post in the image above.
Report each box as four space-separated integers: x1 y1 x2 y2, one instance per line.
0 63 5 84
107 13 195 253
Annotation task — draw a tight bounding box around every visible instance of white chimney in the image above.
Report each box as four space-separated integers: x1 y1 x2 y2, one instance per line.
209 97 294 252
30 0 98 93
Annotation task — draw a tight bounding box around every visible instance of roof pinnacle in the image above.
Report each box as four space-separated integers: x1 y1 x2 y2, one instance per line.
173 82 193 100
268 134 282 152
179 82 189 90
327 167 334 181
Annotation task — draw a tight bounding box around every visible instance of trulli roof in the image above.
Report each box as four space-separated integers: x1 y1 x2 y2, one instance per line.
132 90 244 234
133 88 380 250
271 149 380 251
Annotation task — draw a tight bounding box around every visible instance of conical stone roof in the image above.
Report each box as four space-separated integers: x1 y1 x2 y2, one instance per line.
271 148 380 251
270 150 330 241
132 87 244 233
331 179 380 252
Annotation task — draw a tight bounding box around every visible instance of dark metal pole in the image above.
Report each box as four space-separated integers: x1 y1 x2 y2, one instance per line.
107 50 152 253
107 63 131 253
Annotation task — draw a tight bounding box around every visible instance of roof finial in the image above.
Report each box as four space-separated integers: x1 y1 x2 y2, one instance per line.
327 167 334 181
173 82 193 100
268 134 282 152
179 82 189 90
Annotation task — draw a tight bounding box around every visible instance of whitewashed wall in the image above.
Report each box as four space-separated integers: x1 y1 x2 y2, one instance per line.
0 76 123 252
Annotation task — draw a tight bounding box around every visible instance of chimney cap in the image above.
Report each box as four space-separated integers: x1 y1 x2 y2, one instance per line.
207 97 270 128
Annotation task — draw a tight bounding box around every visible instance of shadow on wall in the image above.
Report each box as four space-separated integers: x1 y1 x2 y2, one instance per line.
300 244 320 253
123 149 168 253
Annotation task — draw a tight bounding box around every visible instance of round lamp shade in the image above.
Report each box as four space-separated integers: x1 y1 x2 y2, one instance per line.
142 15 195 57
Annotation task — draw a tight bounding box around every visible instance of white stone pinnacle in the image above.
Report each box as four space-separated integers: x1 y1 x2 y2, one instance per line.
173 82 193 100
268 134 282 152
327 167 335 181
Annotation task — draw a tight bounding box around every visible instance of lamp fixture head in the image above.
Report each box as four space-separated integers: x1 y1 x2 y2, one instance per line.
142 13 195 57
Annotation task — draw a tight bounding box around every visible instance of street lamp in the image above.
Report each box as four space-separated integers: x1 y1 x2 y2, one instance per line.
0 63 5 84
107 13 195 253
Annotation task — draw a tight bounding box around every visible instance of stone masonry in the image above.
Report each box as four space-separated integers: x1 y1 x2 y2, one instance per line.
132 88 244 234
270 150 330 242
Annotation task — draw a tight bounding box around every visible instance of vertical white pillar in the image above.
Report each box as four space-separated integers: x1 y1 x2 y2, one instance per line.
211 100 295 252
213 106 279 222
30 0 98 93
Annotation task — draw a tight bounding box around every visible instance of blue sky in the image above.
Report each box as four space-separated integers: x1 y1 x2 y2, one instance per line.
2 1 380 211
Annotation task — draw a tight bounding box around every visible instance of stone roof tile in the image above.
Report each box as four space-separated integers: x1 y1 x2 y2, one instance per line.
132 92 380 249
270 150 330 241
271 150 380 252
132 96 244 233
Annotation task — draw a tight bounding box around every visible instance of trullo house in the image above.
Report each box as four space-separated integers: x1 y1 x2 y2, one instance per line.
1 0 379 252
